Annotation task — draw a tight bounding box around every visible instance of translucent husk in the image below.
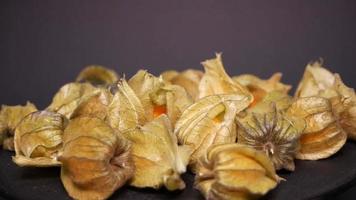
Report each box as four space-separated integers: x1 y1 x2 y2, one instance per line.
59 116 134 200
233 73 291 107
295 61 356 140
198 53 253 101
237 100 304 171
13 111 67 167
128 70 193 124
70 89 113 120
174 94 251 170
162 69 204 101
0 102 37 150
286 97 347 160
107 79 146 132
195 144 279 200
330 75 356 140
76 65 119 86
46 82 100 118
123 115 192 191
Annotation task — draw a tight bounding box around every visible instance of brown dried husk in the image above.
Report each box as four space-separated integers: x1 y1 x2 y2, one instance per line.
59 116 134 200
174 94 251 170
70 89 113 120
0 102 37 150
76 65 119 86
13 110 67 167
195 144 279 200
123 115 191 191
237 101 303 171
286 97 347 160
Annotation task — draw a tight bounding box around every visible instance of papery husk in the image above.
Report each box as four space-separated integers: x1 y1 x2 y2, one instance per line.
234 73 291 107
165 84 194 125
286 97 347 160
294 61 335 98
128 70 163 120
195 143 279 200
259 91 293 111
76 65 119 86
161 70 179 82
162 69 204 101
128 70 193 124
12 111 67 167
330 75 356 140
0 102 37 150
59 117 134 200
237 102 303 171
174 94 251 170
46 82 100 118
123 115 192 191
70 89 113 120
107 79 146 132
295 61 356 140
198 53 253 101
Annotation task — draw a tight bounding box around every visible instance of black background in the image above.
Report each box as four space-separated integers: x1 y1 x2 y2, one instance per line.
0 1 356 199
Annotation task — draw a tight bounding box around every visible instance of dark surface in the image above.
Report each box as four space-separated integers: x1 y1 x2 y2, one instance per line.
1 142 356 200
1 1 356 199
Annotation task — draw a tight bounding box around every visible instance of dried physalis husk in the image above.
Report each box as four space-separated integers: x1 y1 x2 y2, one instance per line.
70 89 113 120
237 102 304 171
286 97 347 160
0 102 37 150
174 94 251 170
162 69 204 101
161 70 179 82
295 61 356 140
198 53 253 101
195 144 279 200
123 115 192 191
128 70 192 124
330 75 356 140
107 79 146 132
260 91 293 111
233 73 291 107
12 111 67 167
76 65 119 86
59 117 134 200
294 61 335 98
46 82 99 118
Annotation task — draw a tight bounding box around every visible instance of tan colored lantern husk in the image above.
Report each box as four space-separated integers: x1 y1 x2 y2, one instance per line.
59 116 134 200
175 94 251 170
47 82 100 118
162 69 204 101
286 97 347 160
233 73 291 107
198 53 253 101
128 70 193 124
295 61 356 141
195 143 279 200
123 115 192 191
76 65 119 86
0 102 37 150
13 110 67 167
237 100 304 171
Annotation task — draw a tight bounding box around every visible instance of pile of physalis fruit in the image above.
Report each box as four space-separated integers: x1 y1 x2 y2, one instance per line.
1 53 355 200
